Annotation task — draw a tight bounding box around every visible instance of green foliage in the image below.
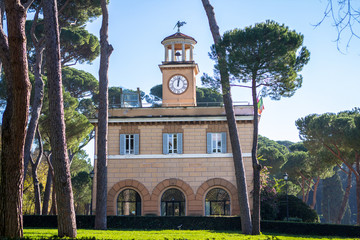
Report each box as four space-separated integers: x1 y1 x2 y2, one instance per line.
277 195 319 222
289 142 308 152
60 27 100 65
205 20 310 100
258 135 289 176
277 140 295 150
62 67 99 99
258 147 287 175
30 0 102 28
321 172 348 223
258 136 289 155
196 87 223 105
40 90 93 152
71 170 91 215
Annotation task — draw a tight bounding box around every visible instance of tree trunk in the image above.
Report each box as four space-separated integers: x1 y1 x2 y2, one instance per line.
301 177 306 202
50 183 57 215
23 7 45 183
42 168 52 215
0 1 32 238
31 159 42 215
201 0 252 234
305 178 312 203
43 0 77 237
95 0 113 230
250 78 261 235
310 177 320 209
31 127 43 215
335 171 352 224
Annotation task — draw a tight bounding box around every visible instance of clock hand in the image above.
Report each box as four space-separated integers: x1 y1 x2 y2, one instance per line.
177 79 180 87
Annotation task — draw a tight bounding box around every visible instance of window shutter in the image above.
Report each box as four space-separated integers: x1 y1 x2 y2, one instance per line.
120 134 125 155
134 134 139 155
177 133 183 154
207 133 212 154
221 132 227 153
163 134 169 154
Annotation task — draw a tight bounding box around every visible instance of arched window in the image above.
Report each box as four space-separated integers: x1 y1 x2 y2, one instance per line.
205 188 230 216
117 189 141 216
161 188 185 216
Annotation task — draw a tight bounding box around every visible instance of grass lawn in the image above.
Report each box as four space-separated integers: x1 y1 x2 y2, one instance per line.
23 229 359 240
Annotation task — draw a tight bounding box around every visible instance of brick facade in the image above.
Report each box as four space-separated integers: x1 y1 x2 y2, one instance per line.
91 106 254 216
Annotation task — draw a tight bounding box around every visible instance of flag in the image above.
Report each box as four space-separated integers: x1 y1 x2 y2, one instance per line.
257 97 264 115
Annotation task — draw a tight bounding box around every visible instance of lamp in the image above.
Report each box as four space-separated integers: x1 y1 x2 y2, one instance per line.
283 172 289 221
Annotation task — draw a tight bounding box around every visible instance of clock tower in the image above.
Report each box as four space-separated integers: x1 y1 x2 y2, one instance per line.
159 31 199 107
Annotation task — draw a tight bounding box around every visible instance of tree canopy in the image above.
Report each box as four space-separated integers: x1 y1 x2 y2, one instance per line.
204 20 310 100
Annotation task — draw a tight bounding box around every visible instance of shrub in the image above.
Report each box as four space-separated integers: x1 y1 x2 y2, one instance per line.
277 195 319 222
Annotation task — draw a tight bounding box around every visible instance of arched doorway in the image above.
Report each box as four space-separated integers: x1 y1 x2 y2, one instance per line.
117 189 141 216
205 188 230 216
161 188 185 216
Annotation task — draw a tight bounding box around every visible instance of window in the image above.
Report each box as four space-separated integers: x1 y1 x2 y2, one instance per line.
207 132 226 153
117 189 141 216
161 188 185 216
120 134 139 155
163 133 183 154
205 188 230 216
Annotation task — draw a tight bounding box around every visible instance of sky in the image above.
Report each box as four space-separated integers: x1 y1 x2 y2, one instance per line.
76 0 360 160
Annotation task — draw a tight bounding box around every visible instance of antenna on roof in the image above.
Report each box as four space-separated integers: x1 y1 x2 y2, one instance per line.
174 21 186 32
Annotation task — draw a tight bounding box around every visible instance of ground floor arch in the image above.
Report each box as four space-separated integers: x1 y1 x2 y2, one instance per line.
105 177 242 216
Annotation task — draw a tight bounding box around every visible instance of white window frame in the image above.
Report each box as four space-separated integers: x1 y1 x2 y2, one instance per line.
125 134 135 154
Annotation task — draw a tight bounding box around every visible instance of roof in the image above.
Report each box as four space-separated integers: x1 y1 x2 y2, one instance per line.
89 105 254 124
161 32 197 44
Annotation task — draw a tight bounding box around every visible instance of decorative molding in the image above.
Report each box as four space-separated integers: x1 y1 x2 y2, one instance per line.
90 115 253 124
94 153 252 159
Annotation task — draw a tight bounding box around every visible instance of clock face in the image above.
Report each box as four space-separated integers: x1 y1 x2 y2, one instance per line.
169 75 188 94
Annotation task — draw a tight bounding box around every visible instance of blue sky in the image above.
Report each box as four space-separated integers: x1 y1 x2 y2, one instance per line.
77 0 360 154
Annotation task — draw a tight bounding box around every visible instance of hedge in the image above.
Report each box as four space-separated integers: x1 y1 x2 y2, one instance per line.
23 215 360 238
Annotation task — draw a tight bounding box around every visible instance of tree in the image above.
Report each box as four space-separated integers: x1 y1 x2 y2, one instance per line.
95 0 113 230
201 0 252 234
296 109 360 224
258 146 287 176
318 1 360 49
43 0 77 237
322 171 349 223
0 0 33 238
23 2 101 183
211 20 310 234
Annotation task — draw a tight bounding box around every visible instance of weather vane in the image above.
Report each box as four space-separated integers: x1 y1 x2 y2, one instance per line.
174 21 186 32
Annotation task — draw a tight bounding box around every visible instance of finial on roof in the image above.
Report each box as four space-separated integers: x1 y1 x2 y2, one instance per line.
174 21 186 32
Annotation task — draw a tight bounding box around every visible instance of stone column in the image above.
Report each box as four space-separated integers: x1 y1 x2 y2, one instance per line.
190 45 194 61
164 45 169 62
182 43 185 61
171 44 175 61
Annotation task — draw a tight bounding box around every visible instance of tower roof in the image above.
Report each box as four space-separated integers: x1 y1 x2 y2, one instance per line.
161 32 197 44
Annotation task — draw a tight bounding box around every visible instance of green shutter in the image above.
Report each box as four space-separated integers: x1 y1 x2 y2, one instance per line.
207 133 212 154
134 134 139 155
120 134 125 155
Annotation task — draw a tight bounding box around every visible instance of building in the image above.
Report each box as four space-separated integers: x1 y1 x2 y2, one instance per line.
91 31 254 216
